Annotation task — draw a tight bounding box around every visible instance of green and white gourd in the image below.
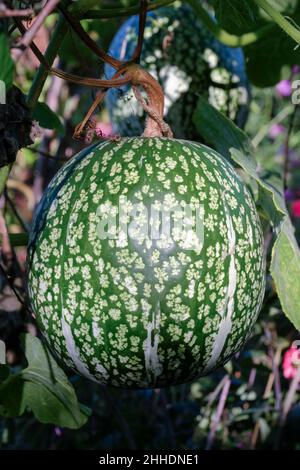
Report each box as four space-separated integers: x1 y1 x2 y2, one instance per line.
28 138 265 388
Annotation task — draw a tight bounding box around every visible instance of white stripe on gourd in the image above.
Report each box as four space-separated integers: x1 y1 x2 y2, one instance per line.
203 199 237 372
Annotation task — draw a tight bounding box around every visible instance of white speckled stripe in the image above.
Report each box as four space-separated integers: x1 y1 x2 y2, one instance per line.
203 200 237 372
61 307 100 382
144 302 162 383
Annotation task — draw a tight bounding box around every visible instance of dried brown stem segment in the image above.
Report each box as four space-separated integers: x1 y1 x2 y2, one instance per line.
129 65 173 138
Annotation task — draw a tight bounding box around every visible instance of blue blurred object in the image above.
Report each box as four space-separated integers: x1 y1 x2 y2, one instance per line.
105 4 250 139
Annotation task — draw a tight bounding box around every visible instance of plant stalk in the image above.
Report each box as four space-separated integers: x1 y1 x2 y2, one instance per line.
82 0 175 19
26 14 69 109
255 0 300 44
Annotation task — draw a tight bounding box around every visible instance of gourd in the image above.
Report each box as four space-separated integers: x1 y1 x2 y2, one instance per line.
105 4 250 139
27 136 265 388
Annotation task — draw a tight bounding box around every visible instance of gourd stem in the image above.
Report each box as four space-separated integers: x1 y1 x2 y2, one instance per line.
128 64 173 138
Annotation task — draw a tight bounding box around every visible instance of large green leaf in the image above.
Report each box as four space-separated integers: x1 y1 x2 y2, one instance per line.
33 102 65 136
0 33 14 91
0 334 89 429
270 219 300 330
213 0 298 33
244 1 300 87
244 26 300 87
230 149 286 228
192 96 252 161
213 0 262 34
193 97 300 331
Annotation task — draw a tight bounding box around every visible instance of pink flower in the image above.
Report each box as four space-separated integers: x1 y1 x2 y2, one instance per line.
276 79 292 97
268 124 285 139
292 200 300 218
95 122 113 138
283 346 300 379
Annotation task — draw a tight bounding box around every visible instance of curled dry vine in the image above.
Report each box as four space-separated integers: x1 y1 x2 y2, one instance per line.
17 0 171 141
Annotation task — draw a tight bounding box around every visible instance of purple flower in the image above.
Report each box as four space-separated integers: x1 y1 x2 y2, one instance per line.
292 65 300 75
285 189 295 201
54 427 63 437
269 124 285 139
276 79 292 97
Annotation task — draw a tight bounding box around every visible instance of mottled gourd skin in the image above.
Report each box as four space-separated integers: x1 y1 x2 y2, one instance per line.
28 138 265 388
105 5 250 139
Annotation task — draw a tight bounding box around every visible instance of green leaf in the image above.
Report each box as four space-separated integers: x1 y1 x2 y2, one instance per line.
230 149 286 227
212 0 300 87
33 102 65 136
230 150 300 332
0 33 14 91
193 96 300 331
70 0 101 15
192 97 252 162
244 1 300 87
0 165 11 196
213 0 262 34
244 25 300 87
270 219 300 331
0 334 89 429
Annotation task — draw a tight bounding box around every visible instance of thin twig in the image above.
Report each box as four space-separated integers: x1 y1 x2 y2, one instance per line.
281 365 300 424
74 67 128 140
206 375 229 408
131 0 148 62
264 326 282 411
0 262 28 309
100 387 137 450
58 5 122 69
0 210 13 259
0 4 32 18
15 14 69 108
30 147 68 162
83 0 175 19
283 104 298 191
206 375 231 450
4 189 28 233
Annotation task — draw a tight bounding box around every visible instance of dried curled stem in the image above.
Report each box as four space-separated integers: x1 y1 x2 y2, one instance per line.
15 3 173 140
75 64 172 140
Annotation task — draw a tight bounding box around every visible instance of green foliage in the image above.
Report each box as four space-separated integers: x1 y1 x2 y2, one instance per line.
59 18 118 66
0 165 11 196
213 0 262 34
0 334 89 429
0 34 14 90
244 25 300 87
193 96 251 161
193 97 300 330
206 0 300 86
